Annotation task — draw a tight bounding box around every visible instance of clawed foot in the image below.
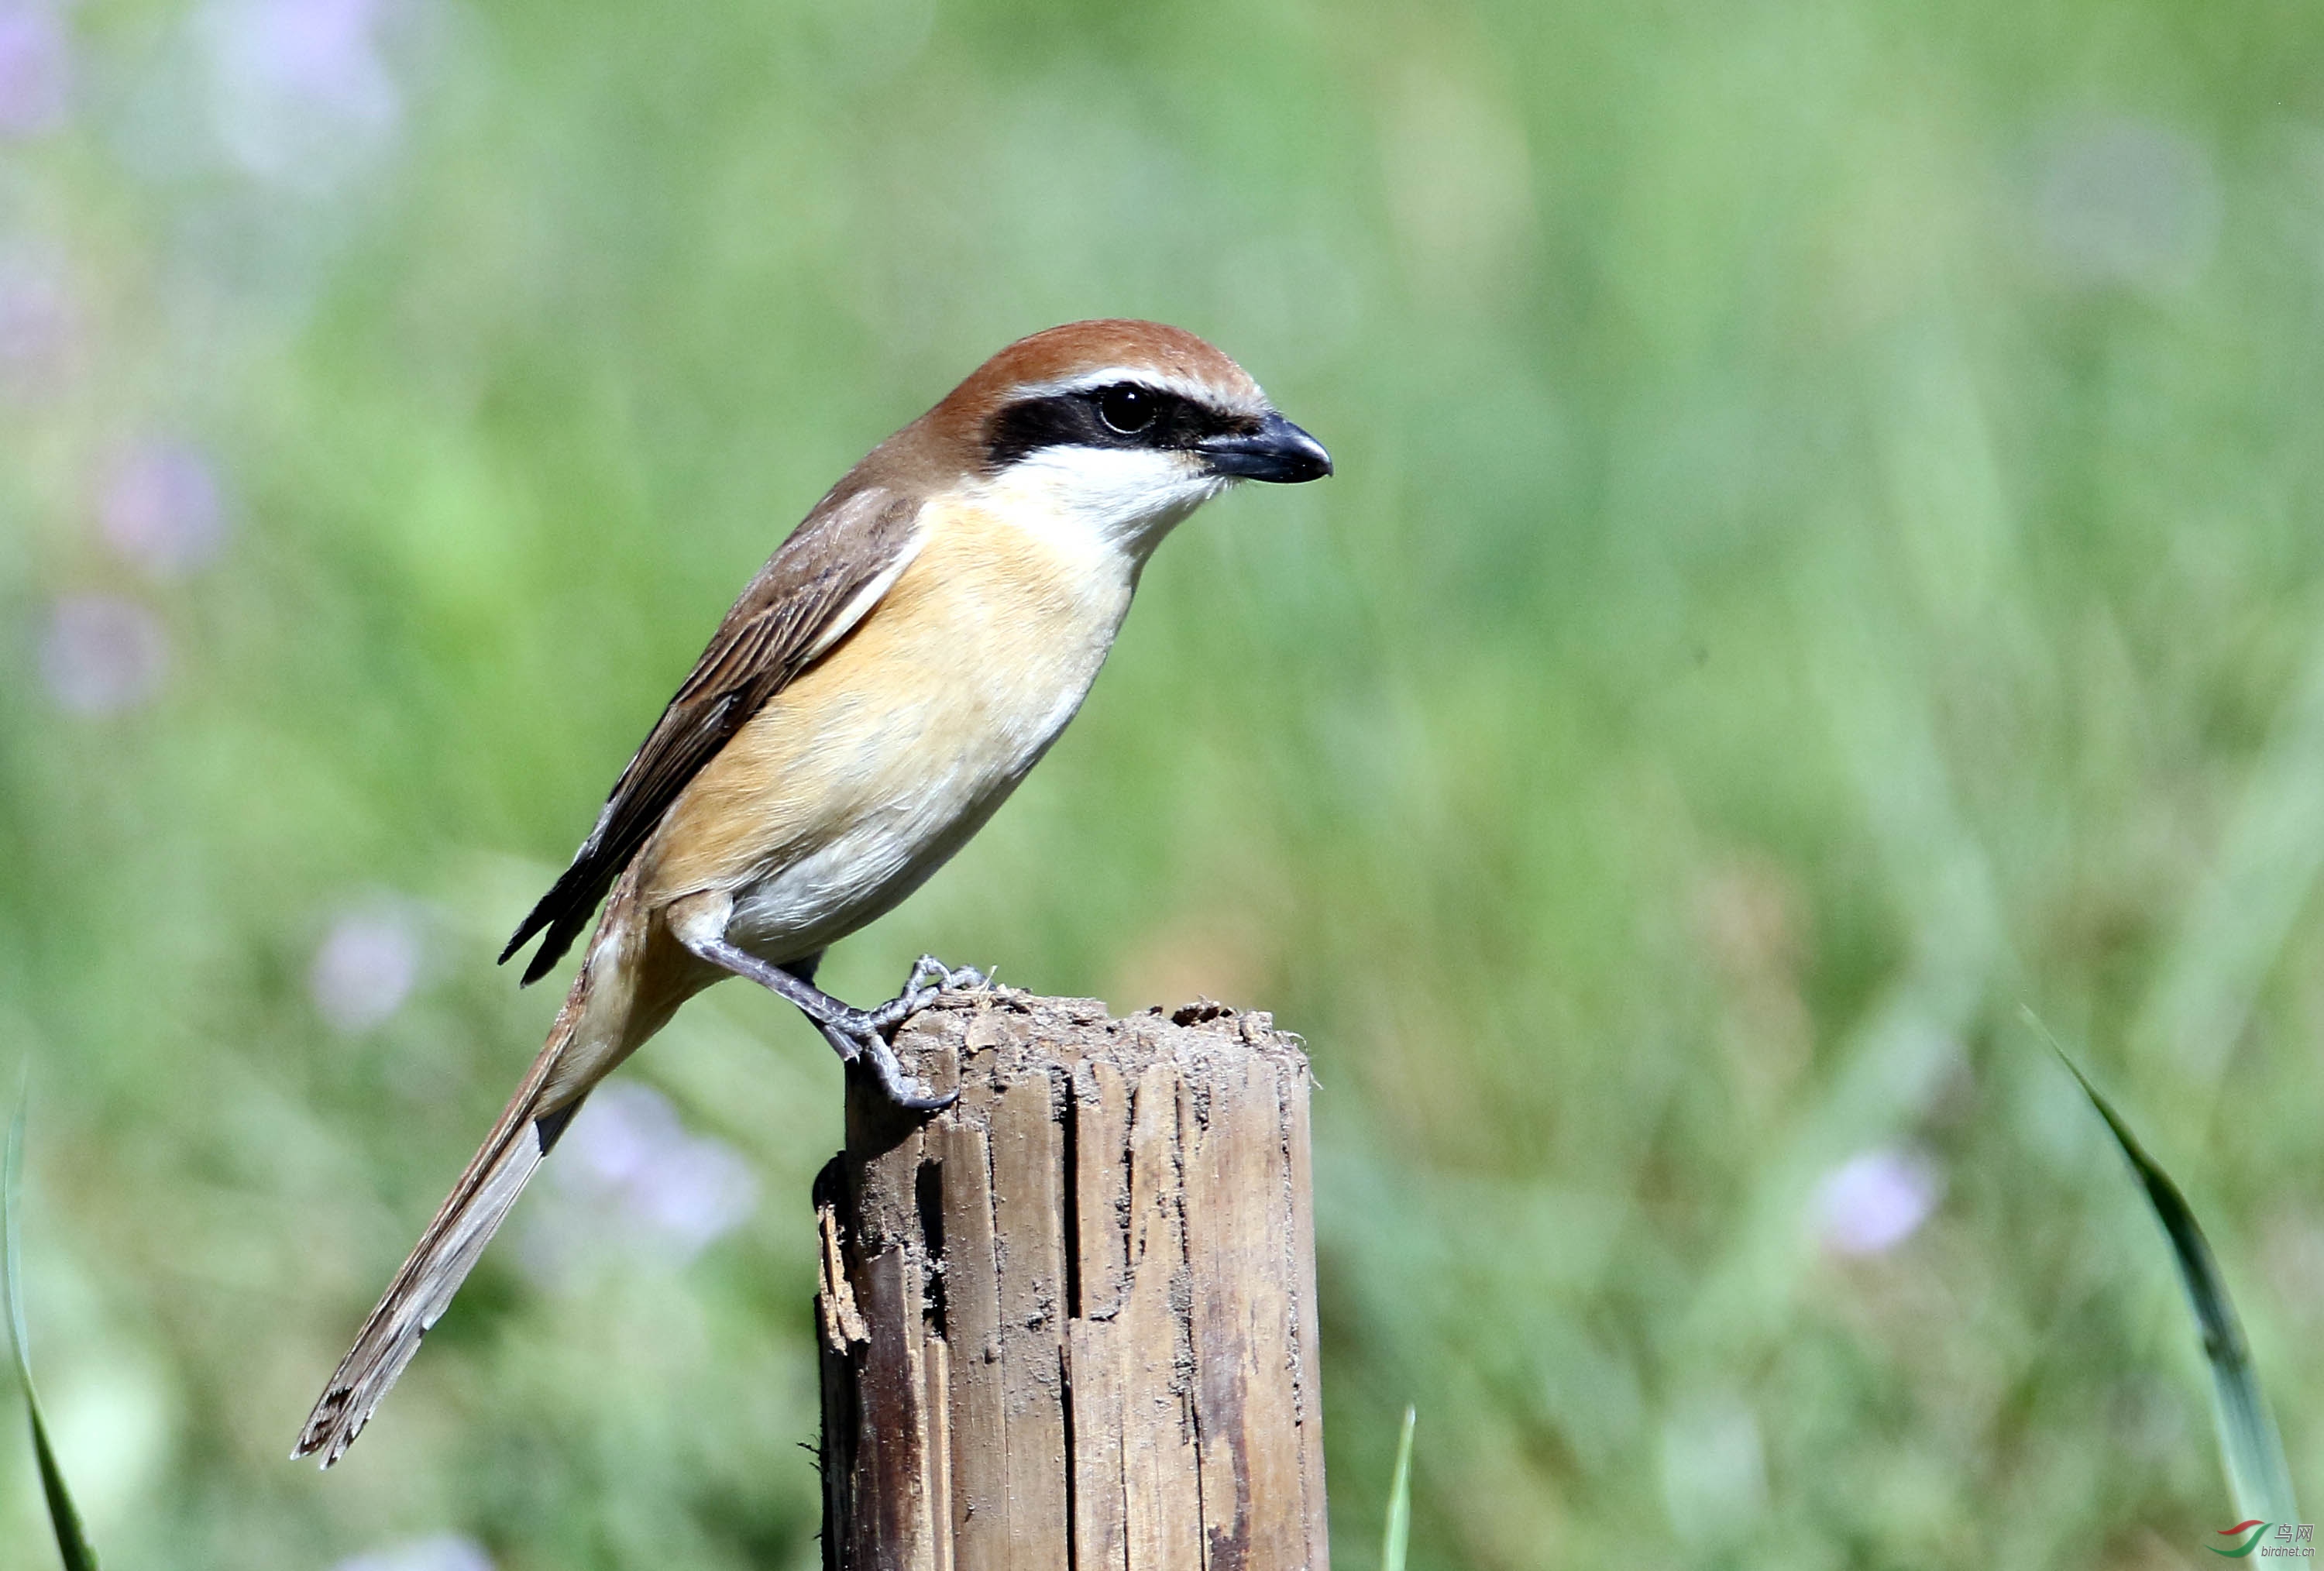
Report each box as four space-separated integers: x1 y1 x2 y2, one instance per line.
824 956 992 1112
677 926 995 1112
902 953 991 999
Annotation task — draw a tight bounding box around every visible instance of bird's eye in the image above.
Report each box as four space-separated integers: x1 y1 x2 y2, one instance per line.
1095 384 1157 435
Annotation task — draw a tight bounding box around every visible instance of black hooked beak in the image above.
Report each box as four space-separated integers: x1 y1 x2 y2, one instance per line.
1199 411 1332 483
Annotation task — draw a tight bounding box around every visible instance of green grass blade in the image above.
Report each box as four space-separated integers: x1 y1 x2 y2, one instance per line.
2028 1015 2298 1525
5 1089 102 1571
1382 1403 1416 1571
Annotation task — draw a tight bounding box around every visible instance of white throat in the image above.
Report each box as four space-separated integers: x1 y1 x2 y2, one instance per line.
974 446 1230 566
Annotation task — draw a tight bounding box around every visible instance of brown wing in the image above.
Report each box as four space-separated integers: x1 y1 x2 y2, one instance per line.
500 484 925 984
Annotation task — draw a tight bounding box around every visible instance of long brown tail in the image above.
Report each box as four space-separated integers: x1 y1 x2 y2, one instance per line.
293 982 594 1468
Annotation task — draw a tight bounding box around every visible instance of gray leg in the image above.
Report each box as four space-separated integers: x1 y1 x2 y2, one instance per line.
775 955 878 1093
679 934 955 1110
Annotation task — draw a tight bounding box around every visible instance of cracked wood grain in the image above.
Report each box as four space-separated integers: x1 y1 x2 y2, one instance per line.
815 990 1327 1571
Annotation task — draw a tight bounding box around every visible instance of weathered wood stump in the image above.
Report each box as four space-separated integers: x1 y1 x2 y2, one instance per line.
813 988 1328 1571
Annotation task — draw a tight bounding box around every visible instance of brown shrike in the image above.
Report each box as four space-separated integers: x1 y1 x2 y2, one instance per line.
294 320 1331 1464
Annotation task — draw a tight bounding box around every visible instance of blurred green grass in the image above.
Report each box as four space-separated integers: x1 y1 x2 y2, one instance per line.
4 0 2324 1566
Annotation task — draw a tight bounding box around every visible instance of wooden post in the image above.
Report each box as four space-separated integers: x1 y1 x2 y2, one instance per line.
813 988 1329 1571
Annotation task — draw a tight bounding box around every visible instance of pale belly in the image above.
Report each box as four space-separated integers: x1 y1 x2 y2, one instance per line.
634 505 1133 965
717 698 1077 961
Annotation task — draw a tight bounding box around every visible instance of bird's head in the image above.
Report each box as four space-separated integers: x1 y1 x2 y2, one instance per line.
918 319 1332 562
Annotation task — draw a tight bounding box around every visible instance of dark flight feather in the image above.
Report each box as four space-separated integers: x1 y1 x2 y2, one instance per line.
500 486 923 983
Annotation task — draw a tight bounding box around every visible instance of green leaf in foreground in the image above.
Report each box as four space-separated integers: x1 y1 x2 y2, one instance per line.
1382 1403 1416 1571
2027 1010 2298 1525
4 1089 101 1571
